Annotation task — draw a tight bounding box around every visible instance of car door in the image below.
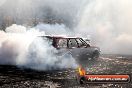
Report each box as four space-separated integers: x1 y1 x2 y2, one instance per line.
69 38 93 60
56 38 70 56
67 38 82 59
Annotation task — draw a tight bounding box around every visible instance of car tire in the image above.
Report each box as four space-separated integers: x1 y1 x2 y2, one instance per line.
92 50 100 59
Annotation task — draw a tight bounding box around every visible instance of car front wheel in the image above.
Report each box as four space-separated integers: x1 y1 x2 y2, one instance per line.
92 50 100 59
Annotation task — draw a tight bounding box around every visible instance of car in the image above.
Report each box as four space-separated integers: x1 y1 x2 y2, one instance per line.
39 35 100 62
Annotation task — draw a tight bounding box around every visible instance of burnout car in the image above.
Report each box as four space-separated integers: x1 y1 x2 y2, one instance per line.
39 35 100 62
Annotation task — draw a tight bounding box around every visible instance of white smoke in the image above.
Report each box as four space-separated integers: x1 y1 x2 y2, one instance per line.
36 23 73 36
76 0 132 55
0 0 86 28
0 0 132 71
0 0 7 7
0 24 78 70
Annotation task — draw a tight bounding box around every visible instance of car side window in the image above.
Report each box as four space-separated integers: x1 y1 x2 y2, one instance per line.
68 39 78 48
57 39 67 48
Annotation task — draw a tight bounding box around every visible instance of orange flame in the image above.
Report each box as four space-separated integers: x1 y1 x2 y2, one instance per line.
78 66 86 76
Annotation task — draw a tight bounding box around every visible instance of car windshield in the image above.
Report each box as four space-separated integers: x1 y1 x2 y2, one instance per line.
76 38 89 47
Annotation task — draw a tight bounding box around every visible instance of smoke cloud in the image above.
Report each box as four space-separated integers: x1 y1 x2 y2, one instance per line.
76 0 132 55
0 0 132 70
0 24 78 70
35 23 73 36
0 0 86 28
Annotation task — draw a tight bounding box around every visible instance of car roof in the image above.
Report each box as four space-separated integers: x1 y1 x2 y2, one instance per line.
38 35 81 39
